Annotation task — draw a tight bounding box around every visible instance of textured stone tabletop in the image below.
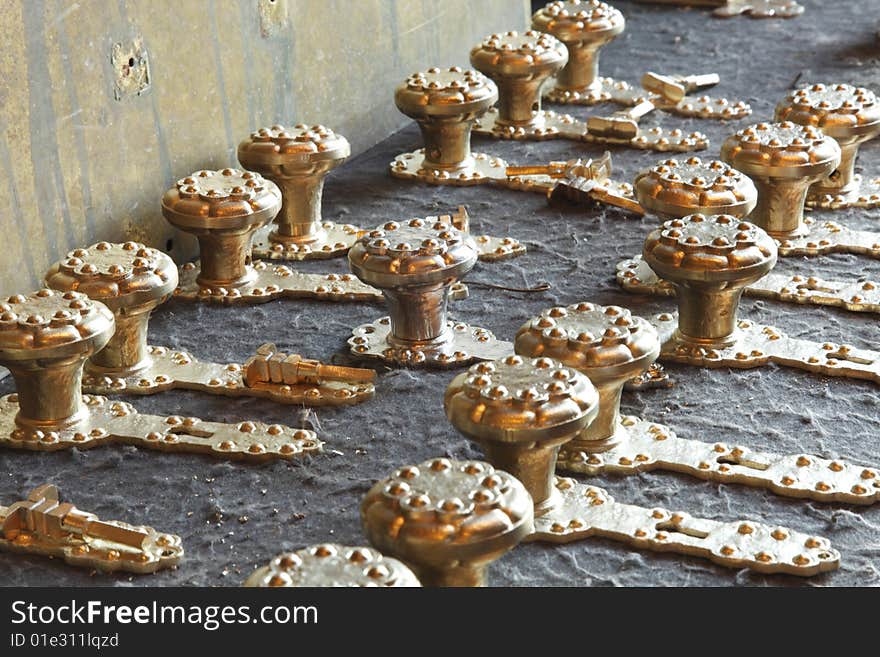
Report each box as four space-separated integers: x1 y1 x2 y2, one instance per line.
2 0 880 586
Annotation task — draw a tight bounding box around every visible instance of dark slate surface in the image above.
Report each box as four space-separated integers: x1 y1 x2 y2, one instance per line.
3 0 880 587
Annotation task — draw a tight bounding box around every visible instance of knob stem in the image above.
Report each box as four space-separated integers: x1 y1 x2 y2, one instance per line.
414 563 487 588
88 308 152 375
557 42 601 92
196 230 254 288
418 118 474 171
385 284 450 345
9 357 87 430
481 441 561 515
568 381 624 453
273 177 325 243
749 177 810 238
811 140 859 197
675 284 743 348
496 79 543 126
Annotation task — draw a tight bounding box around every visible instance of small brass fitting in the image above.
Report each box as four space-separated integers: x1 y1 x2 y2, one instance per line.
776 84 880 206
238 124 359 260
469 30 568 132
532 1 625 102
45 241 177 378
162 168 281 290
721 122 841 238
445 355 599 516
643 214 777 348
348 218 511 367
0 289 114 432
514 303 660 455
394 66 498 175
244 544 420 587
634 156 758 219
0 484 183 574
361 458 533 586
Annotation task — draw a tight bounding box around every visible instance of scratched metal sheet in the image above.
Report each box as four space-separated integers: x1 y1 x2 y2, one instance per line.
2 0 880 586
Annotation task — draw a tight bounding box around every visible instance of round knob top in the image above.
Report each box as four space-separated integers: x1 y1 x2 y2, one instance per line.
348 217 478 288
470 30 568 79
362 458 533 565
643 214 777 284
532 1 625 43
634 156 758 219
244 544 420 588
394 67 498 120
0 289 114 363
514 303 660 382
161 168 281 231
445 354 599 444
720 121 841 179
776 83 880 139
45 242 178 313
237 124 351 170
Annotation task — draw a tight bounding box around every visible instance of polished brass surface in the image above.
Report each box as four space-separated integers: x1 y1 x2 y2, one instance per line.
470 30 568 131
515 303 880 504
0 484 182 574
0 289 322 461
394 66 498 173
44 242 373 406
243 544 420 587
546 154 645 215
635 0 804 18
362 458 533 586
776 84 880 208
532 1 625 103
721 121 841 238
514 303 659 455
634 157 758 219
637 215 880 385
445 355 600 513
644 214 777 348
238 124 356 261
348 219 511 368
163 168 379 304
445 355 838 574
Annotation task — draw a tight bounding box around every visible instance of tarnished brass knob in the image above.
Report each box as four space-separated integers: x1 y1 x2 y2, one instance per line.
469 30 568 131
514 303 660 455
45 242 177 377
634 156 758 219
532 1 625 99
643 214 777 347
237 124 356 259
362 458 533 586
445 355 599 515
244 544 420 587
394 67 498 173
161 168 282 289
0 289 114 431
720 122 841 239
775 83 880 205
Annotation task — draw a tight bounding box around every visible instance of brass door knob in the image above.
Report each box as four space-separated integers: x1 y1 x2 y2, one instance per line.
775 84 880 208
445 355 599 515
720 122 841 239
469 30 568 135
162 168 281 291
513 303 660 455
643 214 777 347
361 458 534 586
244 544 420 587
45 241 177 378
634 156 758 219
532 1 625 103
348 218 511 367
0 289 114 432
393 66 498 177
237 124 359 260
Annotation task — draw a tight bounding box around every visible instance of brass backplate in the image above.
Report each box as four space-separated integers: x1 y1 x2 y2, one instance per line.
0 393 323 462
